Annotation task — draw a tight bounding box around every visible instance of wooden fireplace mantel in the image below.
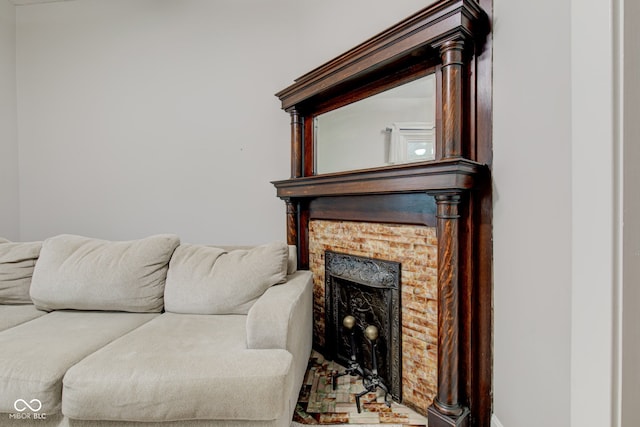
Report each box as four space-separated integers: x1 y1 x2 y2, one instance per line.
272 158 488 198
272 1 492 426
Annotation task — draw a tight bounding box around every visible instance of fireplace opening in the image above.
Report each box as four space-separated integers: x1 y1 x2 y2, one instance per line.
324 250 402 402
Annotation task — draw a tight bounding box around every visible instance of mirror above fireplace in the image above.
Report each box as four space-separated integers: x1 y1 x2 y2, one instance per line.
315 74 436 174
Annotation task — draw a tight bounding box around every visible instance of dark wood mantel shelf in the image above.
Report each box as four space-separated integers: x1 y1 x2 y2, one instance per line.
272 159 488 199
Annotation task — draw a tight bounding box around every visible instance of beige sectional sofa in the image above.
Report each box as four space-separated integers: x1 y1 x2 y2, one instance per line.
0 235 312 427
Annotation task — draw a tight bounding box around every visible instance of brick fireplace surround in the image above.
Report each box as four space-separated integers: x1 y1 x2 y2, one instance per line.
309 219 438 415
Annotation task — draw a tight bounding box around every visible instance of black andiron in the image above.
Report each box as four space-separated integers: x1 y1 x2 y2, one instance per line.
331 315 391 413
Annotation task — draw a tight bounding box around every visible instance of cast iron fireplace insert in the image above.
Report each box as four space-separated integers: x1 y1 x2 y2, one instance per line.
324 250 402 402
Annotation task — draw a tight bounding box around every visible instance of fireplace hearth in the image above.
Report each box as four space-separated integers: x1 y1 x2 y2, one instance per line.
324 250 402 402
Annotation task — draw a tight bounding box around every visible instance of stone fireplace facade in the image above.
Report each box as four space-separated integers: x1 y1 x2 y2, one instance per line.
309 219 438 415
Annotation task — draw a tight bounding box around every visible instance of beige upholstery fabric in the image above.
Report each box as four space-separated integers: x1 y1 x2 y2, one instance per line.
218 245 296 275
30 234 180 312
0 304 46 331
0 413 65 427
0 311 157 415
247 270 313 419
164 242 289 314
0 238 10 244
63 313 293 422
246 271 313 351
0 240 42 304
287 245 297 275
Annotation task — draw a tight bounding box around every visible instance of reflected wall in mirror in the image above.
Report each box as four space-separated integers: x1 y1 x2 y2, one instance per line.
315 74 436 175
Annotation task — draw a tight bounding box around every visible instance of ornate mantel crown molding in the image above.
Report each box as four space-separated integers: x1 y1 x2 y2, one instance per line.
276 0 488 112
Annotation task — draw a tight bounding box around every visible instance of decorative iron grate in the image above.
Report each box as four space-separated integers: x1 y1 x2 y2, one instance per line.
324 250 402 402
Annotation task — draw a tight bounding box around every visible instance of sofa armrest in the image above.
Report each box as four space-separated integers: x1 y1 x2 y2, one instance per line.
246 270 313 353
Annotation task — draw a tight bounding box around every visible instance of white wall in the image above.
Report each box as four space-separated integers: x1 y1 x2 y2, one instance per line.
494 0 631 426
571 0 618 425
16 0 290 243
15 0 428 244
0 0 19 240
492 0 572 425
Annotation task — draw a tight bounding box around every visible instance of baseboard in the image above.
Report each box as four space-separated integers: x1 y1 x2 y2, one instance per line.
491 414 505 427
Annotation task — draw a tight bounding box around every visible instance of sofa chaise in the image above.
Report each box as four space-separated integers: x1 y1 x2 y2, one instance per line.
0 234 312 427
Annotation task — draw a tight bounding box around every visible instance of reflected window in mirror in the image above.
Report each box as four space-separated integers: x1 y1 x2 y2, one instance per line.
315 74 436 175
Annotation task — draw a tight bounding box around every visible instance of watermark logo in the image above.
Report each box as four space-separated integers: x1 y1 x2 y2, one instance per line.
8 399 46 420
14 399 42 412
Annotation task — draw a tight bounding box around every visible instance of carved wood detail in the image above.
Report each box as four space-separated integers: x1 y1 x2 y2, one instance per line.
284 198 297 246
290 109 303 178
432 193 464 417
439 41 465 159
275 0 487 111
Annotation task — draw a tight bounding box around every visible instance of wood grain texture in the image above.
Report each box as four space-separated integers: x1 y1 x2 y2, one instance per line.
440 41 465 159
285 199 298 246
433 193 463 415
272 159 486 198
309 193 437 227
290 109 302 178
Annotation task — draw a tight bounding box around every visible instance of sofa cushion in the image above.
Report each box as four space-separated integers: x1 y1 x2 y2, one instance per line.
30 234 180 313
286 245 297 275
0 304 46 331
0 239 42 304
63 313 294 422
0 311 158 415
164 242 289 315
219 244 297 275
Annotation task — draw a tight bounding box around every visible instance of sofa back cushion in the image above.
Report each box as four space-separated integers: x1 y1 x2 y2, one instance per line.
218 245 297 275
0 239 42 304
30 234 180 313
164 242 289 315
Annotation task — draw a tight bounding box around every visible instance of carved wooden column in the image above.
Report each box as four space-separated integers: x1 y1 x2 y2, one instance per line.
285 109 302 252
428 193 469 427
289 108 302 178
439 40 465 159
428 35 471 427
290 109 303 179
284 198 298 247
